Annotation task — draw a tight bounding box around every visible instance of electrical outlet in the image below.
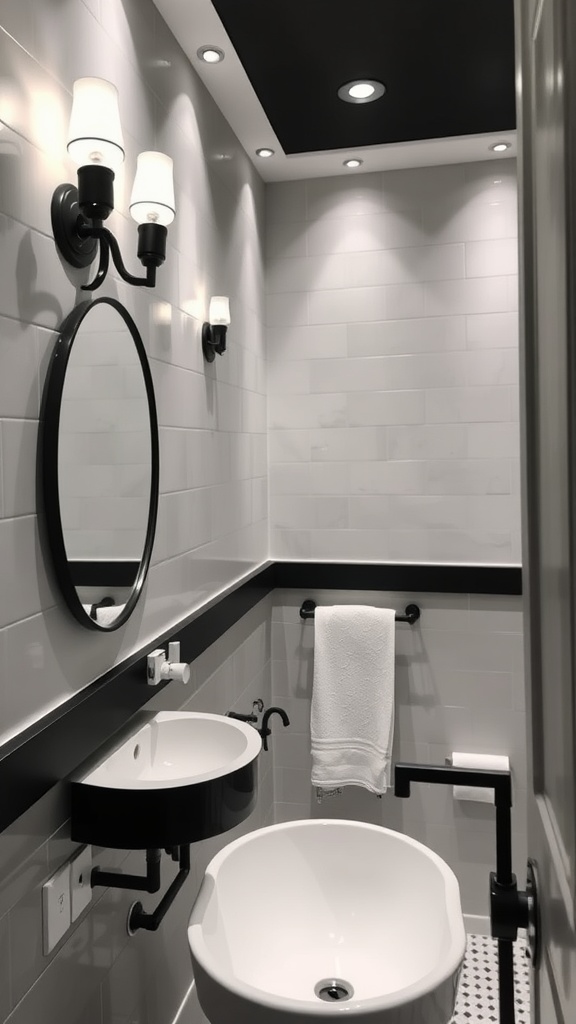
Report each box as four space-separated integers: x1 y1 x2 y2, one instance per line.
42 862 71 954
70 845 93 921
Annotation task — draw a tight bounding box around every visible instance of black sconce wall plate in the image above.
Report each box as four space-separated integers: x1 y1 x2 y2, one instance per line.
202 323 228 362
51 184 98 269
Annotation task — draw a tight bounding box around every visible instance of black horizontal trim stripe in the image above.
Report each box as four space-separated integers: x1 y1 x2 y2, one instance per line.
273 562 522 596
69 561 140 588
0 561 521 835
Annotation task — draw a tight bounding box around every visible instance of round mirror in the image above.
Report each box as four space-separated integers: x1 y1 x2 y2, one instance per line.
40 297 159 630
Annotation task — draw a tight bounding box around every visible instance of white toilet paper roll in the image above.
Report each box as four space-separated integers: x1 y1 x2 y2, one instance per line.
452 751 510 804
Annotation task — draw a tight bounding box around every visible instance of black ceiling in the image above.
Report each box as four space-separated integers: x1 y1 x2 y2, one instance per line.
211 0 516 155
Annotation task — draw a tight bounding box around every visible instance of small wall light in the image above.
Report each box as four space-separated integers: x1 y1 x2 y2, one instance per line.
202 296 231 362
51 77 175 291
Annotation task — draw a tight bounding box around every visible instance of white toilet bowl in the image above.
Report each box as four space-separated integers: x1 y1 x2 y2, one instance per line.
188 819 466 1024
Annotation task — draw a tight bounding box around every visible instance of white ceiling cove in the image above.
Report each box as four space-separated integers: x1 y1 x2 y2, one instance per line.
153 0 517 182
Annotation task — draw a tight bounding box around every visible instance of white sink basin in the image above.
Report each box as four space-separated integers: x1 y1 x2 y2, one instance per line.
80 711 261 789
188 819 466 1024
71 712 262 849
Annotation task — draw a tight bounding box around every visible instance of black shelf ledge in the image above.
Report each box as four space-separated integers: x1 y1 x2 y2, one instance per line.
0 560 521 836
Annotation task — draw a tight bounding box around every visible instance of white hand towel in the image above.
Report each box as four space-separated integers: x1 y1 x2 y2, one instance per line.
94 603 125 626
311 605 396 795
82 603 125 625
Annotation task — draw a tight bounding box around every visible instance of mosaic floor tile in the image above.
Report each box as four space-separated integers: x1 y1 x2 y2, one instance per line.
451 934 531 1023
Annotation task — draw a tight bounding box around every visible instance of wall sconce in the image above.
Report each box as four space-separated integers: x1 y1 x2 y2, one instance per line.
51 78 175 291
202 296 231 361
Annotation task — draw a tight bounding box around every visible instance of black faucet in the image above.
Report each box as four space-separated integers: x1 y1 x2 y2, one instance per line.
227 710 258 723
394 762 537 1024
259 706 290 751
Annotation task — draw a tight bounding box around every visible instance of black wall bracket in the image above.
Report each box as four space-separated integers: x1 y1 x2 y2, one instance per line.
92 846 191 933
394 762 540 1024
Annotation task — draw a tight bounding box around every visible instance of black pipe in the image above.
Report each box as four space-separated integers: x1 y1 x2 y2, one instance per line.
128 845 191 932
394 763 513 884
498 940 515 1023
91 847 162 893
394 762 519 1024
496 801 514 888
393 761 512 807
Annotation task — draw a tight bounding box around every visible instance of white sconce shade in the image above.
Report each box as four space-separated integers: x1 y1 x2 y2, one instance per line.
67 78 125 170
209 296 230 325
129 152 175 226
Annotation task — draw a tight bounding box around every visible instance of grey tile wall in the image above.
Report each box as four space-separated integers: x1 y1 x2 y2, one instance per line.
0 595 272 1024
271 589 526 920
266 162 521 564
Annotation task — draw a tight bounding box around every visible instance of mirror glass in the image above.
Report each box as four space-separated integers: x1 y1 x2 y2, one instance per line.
41 297 159 630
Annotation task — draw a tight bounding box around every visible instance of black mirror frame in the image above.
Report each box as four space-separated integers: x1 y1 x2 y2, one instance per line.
39 296 160 631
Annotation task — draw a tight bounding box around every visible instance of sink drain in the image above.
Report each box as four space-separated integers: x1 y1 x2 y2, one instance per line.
315 978 354 1002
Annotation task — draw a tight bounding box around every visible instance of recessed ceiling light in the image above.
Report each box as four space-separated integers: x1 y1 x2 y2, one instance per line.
256 148 275 158
338 80 386 104
343 158 363 168
490 141 511 152
197 45 225 64
350 83 375 99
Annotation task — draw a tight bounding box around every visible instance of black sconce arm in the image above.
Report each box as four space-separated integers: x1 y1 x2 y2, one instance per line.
78 222 165 291
51 179 168 292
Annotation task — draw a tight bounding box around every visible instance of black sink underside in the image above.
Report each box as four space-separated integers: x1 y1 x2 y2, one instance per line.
70 760 258 849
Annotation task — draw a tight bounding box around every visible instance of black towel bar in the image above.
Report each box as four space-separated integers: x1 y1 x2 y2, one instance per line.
299 600 420 625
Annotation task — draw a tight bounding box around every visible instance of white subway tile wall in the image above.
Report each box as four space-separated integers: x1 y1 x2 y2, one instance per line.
271 589 526 920
266 163 521 564
0 0 268 748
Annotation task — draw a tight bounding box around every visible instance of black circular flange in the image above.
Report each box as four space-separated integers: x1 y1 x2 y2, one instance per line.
202 322 216 362
405 603 420 624
51 183 98 269
300 600 316 619
126 901 142 937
